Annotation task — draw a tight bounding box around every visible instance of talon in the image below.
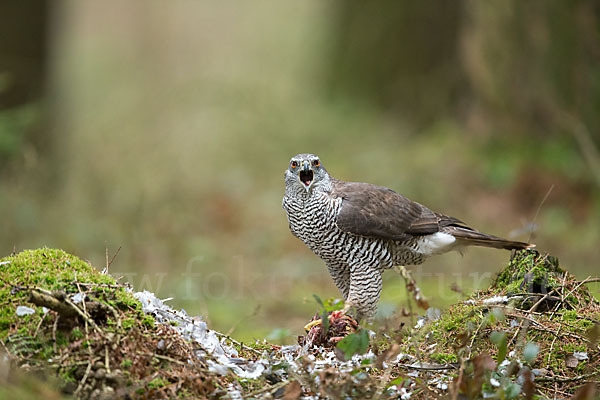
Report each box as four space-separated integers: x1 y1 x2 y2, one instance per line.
304 318 322 331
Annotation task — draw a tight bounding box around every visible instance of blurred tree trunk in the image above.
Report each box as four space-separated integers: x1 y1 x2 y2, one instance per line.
327 0 600 146
460 0 600 140
0 1 49 168
325 0 465 128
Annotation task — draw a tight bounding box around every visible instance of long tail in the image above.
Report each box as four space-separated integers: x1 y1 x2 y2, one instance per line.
445 226 535 250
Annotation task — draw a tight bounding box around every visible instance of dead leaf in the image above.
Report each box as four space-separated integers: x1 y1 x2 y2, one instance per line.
283 380 302 400
565 354 579 368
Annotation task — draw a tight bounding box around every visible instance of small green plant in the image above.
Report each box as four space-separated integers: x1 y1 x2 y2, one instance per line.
147 377 168 389
122 318 135 330
70 327 83 340
336 329 370 360
490 331 508 365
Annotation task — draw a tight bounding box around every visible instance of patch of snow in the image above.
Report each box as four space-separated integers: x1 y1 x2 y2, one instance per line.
133 290 269 380
71 292 84 304
16 306 35 316
482 296 508 305
224 384 243 400
399 387 412 399
426 307 441 321
414 318 426 329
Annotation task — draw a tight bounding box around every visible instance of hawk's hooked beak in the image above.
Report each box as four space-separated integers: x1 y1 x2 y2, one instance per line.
299 161 314 191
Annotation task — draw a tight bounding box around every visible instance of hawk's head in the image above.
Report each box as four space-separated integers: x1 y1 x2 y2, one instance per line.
285 153 330 193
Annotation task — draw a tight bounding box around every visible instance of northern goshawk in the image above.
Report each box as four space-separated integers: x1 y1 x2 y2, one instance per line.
282 153 534 320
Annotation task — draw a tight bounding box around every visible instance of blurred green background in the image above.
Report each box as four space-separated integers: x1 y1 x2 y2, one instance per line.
1 1 599 343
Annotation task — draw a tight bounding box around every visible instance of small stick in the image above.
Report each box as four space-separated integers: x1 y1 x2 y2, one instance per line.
33 312 46 338
105 345 110 374
74 360 93 396
52 314 59 354
535 372 598 383
245 380 289 398
528 185 554 243
214 331 262 356
103 246 122 274
397 363 459 371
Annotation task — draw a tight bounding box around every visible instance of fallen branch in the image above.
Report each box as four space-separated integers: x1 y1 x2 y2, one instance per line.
28 290 78 317
245 380 288 398
535 372 598 383
397 363 459 371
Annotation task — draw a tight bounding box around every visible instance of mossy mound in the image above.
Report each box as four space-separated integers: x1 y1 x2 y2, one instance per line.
402 250 600 398
0 248 225 399
493 251 563 294
0 248 139 336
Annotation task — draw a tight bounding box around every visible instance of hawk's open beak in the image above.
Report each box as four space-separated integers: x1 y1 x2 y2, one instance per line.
299 161 314 190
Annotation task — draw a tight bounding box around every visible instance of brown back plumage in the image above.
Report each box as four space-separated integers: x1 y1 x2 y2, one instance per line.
331 179 533 250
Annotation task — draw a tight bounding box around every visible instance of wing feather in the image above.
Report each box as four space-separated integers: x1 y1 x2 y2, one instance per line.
329 179 533 250
331 180 463 240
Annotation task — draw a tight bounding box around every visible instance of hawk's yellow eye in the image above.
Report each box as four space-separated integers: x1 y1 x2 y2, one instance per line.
314 160 320 167
291 161 298 168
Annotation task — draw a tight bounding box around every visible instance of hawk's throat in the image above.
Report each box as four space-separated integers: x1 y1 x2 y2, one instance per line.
299 170 314 188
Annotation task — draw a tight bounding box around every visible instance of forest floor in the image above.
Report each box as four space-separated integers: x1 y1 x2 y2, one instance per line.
0 248 598 399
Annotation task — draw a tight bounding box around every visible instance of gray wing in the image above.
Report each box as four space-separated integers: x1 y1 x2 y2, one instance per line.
331 179 468 240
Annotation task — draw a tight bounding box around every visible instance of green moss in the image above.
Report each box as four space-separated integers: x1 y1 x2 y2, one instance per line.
424 303 482 349
147 377 168 389
430 352 457 364
122 318 135 330
55 331 68 347
0 248 158 382
493 250 563 295
0 248 115 338
558 310 595 333
236 377 267 393
0 248 231 399
561 343 587 353
142 315 155 328
70 327 83 340
400 249 600 383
